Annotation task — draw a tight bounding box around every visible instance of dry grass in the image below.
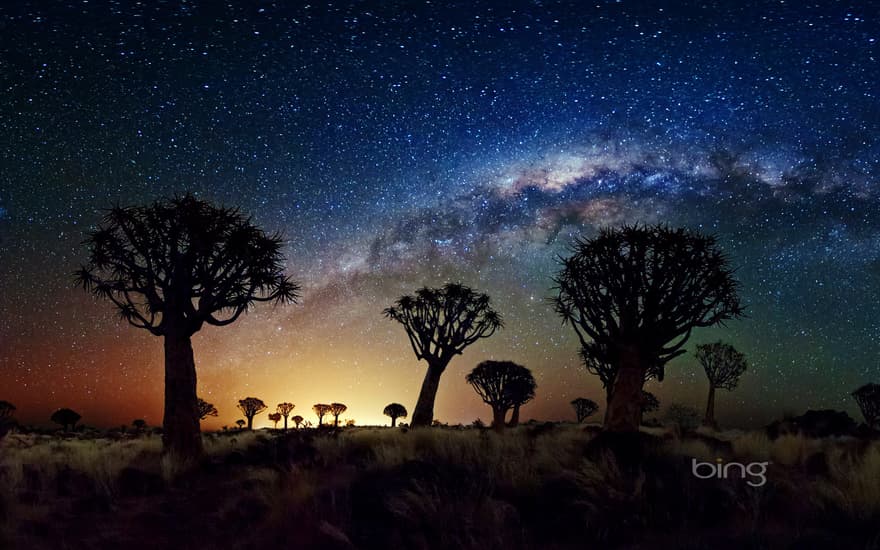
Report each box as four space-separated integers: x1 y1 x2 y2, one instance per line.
1 426 879 548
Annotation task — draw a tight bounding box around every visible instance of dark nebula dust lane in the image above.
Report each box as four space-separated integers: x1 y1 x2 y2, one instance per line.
0 1 878 428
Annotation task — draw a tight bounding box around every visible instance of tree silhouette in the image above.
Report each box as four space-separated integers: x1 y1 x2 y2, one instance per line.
0 401 16 440
696 342 748 428
237 397 267 430
268 412 282 429
235 419 246 430
132 419 147 432
571 398 599 423
292 415 304 428
75 195 300 457
0 400 15 419
466 361 534 431
51 408 81 431
197 397 218 421
384 283 503 427
383 403 408 427
276 402 295 430
554 225 744 432
313 404 331 426
330 403 348 427
641 391 660 416
506 371 537 427
852 383 880 429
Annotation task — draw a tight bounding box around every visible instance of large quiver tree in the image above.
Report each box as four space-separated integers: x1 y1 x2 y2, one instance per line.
384 283 502 427
76 194 299 458
554 225 743 432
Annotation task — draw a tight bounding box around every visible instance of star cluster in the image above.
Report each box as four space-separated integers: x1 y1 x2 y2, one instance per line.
0 1 878 428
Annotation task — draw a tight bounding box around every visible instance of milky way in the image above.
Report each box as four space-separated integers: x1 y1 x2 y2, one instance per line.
1 1 878 428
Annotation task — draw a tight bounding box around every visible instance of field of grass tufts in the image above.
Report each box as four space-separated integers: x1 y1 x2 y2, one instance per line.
1 424 879 549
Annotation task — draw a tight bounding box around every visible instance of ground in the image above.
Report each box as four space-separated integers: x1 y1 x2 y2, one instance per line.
1 424 878 549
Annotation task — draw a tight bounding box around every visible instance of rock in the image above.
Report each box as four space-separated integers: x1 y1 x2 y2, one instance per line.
766 409 858 439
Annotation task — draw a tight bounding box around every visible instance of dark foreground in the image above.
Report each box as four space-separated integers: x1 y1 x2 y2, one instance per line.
1 424 879 549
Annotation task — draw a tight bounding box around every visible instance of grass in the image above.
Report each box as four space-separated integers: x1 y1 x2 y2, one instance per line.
1 425 879 548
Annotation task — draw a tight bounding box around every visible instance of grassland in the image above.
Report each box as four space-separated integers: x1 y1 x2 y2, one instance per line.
1 424 879 549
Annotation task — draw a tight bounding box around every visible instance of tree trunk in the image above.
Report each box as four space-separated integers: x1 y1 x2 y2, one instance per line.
603 385 613 424
604 352 646 433
334 415 339 427
411 360 448 427
508 404 521 427
247 416 254 430
283 416 288 431
491 406 506 432
163 331 203 458
703 385 717 428
391 416 397 427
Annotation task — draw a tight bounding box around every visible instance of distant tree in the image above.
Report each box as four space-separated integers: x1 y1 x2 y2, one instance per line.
329 403 348 427
197 398 219 421
466 361 534 431
852 383 880 429
292 415 304 429
313 404 331 426
345 419 356 427
268 412 282 429
51 408 81 431
696 342 748 428
75 195 299 458
571 398 599 423
432 419 443 427
641 391 660 418
554 225 744 432
665 403 701 431
384 283 503 427
276 402 295 430
383 403 408 427
506 370 537 427
132 419 147 432
235 419 246 430
0 401 16 440
237 397 267 430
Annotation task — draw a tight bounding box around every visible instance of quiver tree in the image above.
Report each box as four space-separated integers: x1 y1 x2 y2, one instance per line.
235 419 246 430
696 342 747 428
75 195 300 458
383 403 408 427
197 397 218 421
465 361 535 432
51 408 81 431
292 415 304 428
554 224 744 432
0 401 16 440
268 412 282 429
237 397 267 430
571 398 599 423
506 372 537 427
641 390 660 417
330 403 348 427
313 404 331 426
384 283 503 427
852 384 880 429
277 402 295 430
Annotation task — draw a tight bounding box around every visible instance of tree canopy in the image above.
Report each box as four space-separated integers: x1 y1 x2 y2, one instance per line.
385 283 503 427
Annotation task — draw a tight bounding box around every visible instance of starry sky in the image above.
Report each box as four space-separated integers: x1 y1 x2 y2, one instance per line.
1 1 878 429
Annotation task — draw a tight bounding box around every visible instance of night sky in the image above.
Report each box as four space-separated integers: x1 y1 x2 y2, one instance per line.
1 1 878 429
